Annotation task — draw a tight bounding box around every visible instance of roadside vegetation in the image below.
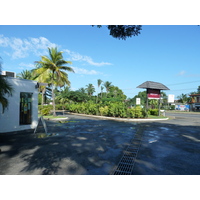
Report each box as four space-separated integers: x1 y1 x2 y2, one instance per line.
15 46 200 119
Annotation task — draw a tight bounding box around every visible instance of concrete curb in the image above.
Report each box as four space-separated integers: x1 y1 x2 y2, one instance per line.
46 117 69 121
68 112 169 122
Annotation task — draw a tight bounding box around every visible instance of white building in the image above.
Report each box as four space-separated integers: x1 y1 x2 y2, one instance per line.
0 76 38 133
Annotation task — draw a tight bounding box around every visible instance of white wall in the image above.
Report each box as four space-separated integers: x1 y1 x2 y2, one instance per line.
0 77 38 133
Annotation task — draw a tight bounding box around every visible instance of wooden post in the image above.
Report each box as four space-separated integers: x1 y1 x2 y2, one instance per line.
146 89 148 110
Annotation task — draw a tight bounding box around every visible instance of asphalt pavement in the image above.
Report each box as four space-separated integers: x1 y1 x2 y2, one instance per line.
0 112 200 175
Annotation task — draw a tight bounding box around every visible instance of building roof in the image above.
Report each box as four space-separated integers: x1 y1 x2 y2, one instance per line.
189 94 200 96
136 81 170 90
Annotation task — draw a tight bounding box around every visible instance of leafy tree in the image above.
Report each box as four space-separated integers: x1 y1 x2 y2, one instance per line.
34 47 74 116
67 91 89 102
77 87 86 94
85 83 95 96
107 86 126 100
0 57 13 113
92 25 142 40
177 93 189 104
131 91 147 106
197 86 200 93
55 87 70 109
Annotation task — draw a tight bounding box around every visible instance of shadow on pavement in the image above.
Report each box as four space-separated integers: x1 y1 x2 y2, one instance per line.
0 115 137 175
1 114 200 175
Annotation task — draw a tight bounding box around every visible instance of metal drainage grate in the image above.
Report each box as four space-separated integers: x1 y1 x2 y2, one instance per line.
112 126 144 175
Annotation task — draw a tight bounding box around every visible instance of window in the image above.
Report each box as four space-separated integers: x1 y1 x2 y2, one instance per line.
19 92 33 125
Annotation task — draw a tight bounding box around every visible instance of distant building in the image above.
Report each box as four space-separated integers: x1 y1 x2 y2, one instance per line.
0 76 38 133
188 94 200 111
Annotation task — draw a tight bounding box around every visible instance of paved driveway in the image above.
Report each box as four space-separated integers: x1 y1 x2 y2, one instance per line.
132 119 200 175
0 114 137 175
0 113 200 175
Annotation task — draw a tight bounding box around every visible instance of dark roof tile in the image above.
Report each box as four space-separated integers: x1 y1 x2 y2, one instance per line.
137 81 170 90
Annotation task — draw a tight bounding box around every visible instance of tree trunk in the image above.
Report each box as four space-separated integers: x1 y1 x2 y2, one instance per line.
52 84 56 116
41 87 46 107
96 87 99 103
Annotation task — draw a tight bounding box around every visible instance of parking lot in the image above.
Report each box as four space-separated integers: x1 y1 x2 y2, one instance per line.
0 112 200 175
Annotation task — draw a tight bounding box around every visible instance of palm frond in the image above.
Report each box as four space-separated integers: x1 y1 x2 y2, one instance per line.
0 75 13 113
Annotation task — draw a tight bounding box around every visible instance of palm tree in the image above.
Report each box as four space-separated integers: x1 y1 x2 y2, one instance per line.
0 58 13 113
103 81 112 97
34 47 74 116
16 70 34 80
101 86 104 99
85 83 95 96
96 79 103 103
78 87 86 94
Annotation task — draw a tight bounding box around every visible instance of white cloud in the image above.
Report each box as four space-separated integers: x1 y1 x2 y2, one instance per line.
64 49 112 66
0 35 57 59
19 62 35 69
72 66 102 75
177 70 186 76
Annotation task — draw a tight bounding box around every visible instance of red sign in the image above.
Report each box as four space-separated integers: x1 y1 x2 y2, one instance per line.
147 89 161 99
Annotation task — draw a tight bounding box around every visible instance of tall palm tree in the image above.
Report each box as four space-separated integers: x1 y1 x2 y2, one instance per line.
85 83 95 96
34 47 74 116
96 79 103 103
103 81 112 97
101 86 104 99
0 58 13 113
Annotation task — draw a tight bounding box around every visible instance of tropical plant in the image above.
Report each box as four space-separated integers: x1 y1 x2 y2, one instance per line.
85 83 95 96
67 101 146 118
16 70 34 80
0 58 13 113
55 87 69 109
103 81 112 96
96 79 103 103
40 106 52 116
177 93 189 104
101 86 104 99
34 47 74 116
77 87 86 94
148 109 159 116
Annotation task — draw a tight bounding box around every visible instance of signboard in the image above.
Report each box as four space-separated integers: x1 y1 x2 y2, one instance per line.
34 116 48 135
175 105 190 111
136 98 141 105
147 89 161 99
168 94 174 103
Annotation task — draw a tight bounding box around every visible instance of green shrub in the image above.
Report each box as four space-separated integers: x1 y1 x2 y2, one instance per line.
40 107 52 115
99 106 109 116
38 105 53 114
55 104 64 110
67 102 146 118
108 103 118 117
148 109 159 116
142 108 148 118
134 106 143 118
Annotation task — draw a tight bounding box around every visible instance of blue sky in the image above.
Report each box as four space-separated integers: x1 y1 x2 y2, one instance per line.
0 25 200 99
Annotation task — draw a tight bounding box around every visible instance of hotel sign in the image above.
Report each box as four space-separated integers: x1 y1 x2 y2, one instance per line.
147 89 161 99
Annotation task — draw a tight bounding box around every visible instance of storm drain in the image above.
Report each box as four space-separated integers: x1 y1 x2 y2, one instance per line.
112 126 144 175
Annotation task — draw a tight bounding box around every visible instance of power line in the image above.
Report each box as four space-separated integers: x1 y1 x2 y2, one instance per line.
121 80 200 90
166 80 200 86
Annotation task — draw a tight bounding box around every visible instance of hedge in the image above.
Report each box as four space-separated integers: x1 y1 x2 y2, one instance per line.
66 102 148 118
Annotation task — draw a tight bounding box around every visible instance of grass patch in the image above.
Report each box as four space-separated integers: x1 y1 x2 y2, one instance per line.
147 115 168 119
